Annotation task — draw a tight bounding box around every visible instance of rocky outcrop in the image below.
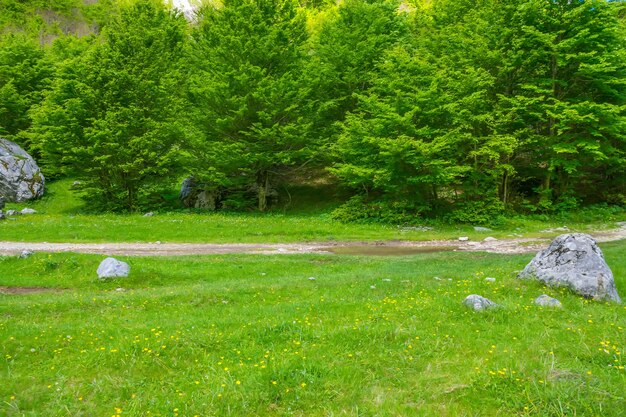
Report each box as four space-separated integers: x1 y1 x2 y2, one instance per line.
518 233 621 303
180 177 219 209
0 138 45 202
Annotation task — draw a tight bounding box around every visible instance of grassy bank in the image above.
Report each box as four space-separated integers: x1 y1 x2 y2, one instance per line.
1 242 625 416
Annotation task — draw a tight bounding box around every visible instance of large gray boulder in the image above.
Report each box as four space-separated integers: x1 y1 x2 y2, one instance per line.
0 138 45 202
518 234 621 303
97 257 130 279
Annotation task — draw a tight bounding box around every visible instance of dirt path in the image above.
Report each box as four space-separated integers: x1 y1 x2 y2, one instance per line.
0 226 624 257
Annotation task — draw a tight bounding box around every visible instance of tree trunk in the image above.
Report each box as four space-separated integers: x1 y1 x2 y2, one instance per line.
257 171 269 212
501 171 508 206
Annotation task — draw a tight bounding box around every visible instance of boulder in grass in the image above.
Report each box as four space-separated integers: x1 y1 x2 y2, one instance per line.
0 138 45 202
518 234 621 303
534 294 562 308
463 294 498 311
19 250 34 259
97 257 130 279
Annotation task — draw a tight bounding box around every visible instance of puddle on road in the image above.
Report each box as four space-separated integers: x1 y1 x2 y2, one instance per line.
323 245 456 256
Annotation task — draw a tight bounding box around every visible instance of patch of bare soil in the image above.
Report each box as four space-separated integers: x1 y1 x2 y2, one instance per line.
0 226 623 257
0 286 62 294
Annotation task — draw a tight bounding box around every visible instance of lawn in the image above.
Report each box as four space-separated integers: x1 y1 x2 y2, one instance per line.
1 242 625 416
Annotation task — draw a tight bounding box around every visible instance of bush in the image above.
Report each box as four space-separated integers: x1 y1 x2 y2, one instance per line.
331 196 427 225
444 198 505 225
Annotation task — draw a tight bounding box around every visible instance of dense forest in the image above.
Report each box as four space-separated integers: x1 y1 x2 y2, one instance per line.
1 0 625 222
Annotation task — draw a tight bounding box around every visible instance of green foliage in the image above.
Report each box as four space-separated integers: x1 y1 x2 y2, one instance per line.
493 0 626 206
0 34 51 147
1 0 624 219
305 0 408 144
330 195 427 225
332 0 626 223
31 1 188 211
188 0 311 211
444 197 505 225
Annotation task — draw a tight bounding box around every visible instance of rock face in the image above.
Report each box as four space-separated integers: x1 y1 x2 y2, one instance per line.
97 257 130 279
518 233 621 303
0 138 45 202
180 177 219 210
463 294 498 311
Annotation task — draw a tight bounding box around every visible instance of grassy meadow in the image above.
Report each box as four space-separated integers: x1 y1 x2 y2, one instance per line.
1 180 626 416
1 243 625 416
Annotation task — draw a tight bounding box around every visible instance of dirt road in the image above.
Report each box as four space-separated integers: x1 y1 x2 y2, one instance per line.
0 226 624 256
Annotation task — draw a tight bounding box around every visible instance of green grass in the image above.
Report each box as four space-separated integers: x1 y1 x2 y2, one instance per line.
2 179 625 244
1 242 625 416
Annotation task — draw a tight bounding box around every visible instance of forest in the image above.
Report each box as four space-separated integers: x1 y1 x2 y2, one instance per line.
1 0 625 222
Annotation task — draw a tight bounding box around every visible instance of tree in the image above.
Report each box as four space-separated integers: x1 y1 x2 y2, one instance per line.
188 0 310 211
305 0 408 145
495 0 626 208
333 0 626 221
31 1 188 211
0 34 51 146
332 0 517 220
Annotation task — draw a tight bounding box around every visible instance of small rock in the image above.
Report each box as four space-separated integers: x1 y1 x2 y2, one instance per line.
463 294 498 311
483 237 498 242
18 250 34 259
474 226 492 232
115 287 126 292
534 294 562 308
485 277 496 282
308 277 316 281
5 209 18 216
143 212 154 217
155 241 161 245
434 276 442 281
97 257 130 279
458 236 469 241
21 208 36 214
370 285 376 289
0 212 5 220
